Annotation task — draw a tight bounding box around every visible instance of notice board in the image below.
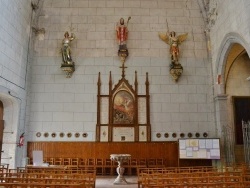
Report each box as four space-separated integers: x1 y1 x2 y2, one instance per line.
178 138 220 159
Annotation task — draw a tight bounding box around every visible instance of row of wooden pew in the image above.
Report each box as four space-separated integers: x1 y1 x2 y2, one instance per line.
33 157 166 175
137 165 250 188
0 165 96 188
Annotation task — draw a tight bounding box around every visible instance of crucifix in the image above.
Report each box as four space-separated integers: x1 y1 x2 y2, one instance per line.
120 62 127 78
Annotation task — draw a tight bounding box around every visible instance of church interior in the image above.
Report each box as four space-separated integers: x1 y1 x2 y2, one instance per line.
0 0 250 187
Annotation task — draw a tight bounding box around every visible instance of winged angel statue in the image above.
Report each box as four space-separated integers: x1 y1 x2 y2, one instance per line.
159 31 188 64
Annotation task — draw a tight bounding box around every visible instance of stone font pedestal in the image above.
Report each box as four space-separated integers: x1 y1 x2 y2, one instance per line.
110 154 131 184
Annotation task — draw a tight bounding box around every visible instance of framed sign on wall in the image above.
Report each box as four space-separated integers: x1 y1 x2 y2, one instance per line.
178 138 220 159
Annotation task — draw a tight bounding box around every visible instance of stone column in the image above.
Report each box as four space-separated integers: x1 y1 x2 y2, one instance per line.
214 94 228 137
214 94 232 165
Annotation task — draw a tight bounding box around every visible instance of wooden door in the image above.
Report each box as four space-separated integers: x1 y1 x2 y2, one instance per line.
233 97 250 145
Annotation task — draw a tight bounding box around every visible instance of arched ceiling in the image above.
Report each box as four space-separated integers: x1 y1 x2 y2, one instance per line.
224 43 246 86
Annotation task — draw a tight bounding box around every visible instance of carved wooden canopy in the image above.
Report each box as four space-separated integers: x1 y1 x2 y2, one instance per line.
96 69 151 142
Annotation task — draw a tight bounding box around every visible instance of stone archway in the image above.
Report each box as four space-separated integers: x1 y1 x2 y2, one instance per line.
225 50 250 163
214 33 250 164
215 32 250 94
0 88 21 168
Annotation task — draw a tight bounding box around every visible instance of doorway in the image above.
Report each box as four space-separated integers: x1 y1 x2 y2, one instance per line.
233 97 250 145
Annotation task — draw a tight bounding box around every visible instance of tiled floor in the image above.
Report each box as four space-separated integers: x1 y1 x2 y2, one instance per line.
96 176 138 188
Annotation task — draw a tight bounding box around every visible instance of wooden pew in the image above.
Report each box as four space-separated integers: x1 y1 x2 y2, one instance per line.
0 167 96 188
0 182 85 188
138 166 245 188
0 175 86 187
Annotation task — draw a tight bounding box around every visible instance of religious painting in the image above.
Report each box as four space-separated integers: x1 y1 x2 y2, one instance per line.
113 90 134 124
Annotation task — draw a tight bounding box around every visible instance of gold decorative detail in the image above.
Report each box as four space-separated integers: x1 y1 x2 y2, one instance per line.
170 63 183 82
118 49 129 64
59 132 64 138
67 132 72 138
61 64 75 78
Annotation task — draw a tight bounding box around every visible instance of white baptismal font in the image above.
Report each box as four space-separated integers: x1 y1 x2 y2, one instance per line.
110 154 131 184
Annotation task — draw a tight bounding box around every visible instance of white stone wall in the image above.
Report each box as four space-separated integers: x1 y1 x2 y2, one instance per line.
29 0 214 142
210 0 250 85
208 0 250 140
0 0 32 167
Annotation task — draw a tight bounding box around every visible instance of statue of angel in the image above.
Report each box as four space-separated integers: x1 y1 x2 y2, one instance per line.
62 31 75 65
159 31 188 64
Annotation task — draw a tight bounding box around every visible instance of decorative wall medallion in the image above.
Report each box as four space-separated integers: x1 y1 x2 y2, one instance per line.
67 133 72 138
156 133 161 138
59 132 64 138
36 132 41 137
180 133 185 138
82 133 88 138
51 132 56 138
75 133 80 138
44 132 49 137
203 132 208 137
188 133 192 138
102 131 106 137
172 133 177 138
195 132 200 138
164 133 169 138
170 64 184 82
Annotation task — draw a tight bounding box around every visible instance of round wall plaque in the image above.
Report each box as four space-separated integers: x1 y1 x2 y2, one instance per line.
51 132 56 138
164 133 169 138
36 132 41 137
75 132 80 138
172 133 177 138
156 133 161 138
188 133 192 138
82 133 88 138
195 132 200 138
203 132 208 137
